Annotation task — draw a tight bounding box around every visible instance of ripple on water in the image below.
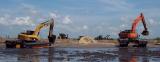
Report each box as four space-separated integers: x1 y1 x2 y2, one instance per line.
0 47 159 62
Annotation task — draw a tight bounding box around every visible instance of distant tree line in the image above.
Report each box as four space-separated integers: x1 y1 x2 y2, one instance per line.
94 35 113 40
154 37 160 43
57 33 140 40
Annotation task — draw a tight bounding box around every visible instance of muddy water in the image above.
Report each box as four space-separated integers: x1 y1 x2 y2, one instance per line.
0 47 160 62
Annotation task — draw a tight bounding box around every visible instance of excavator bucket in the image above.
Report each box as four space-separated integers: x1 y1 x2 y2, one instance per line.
142 30 149 36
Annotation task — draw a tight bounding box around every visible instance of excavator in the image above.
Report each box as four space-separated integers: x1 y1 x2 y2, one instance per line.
118 13 149 47
5 18 56 48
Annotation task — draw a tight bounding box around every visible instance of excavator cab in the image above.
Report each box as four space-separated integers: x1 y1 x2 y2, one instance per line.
20 30 35 35
18 30 40 41
18 30 39 41
26 30 35 35
119 30 131 39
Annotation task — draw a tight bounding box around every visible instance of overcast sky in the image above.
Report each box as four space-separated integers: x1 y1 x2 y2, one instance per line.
0 0 160 38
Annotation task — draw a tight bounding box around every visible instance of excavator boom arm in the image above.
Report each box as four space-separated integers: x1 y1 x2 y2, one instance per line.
48 18 54 37
131 13 149 35
33 19 54 36
141 14 148 31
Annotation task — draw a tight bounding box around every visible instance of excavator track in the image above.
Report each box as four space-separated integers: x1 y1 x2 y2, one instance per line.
6 35 56 48
6 40 47 48
118 39 147 47
118 39 129 47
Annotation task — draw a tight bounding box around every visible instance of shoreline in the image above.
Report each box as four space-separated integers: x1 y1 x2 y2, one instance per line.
0 39 160 48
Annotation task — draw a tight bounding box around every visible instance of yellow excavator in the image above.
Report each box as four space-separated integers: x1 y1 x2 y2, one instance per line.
6 18 56 48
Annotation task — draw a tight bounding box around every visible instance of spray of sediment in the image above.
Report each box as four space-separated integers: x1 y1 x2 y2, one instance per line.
79 36 97 44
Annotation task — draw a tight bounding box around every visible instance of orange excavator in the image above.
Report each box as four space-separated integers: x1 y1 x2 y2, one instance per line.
118 13 149 47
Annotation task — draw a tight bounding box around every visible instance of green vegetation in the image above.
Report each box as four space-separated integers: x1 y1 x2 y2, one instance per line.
154 37 160 43
94 35 113 40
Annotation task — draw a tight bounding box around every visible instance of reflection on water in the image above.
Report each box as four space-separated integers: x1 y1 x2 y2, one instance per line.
118 48 149 62
18 49 40 62
0 47 160 62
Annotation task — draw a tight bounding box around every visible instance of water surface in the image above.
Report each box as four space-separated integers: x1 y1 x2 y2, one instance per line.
0 47 160 62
